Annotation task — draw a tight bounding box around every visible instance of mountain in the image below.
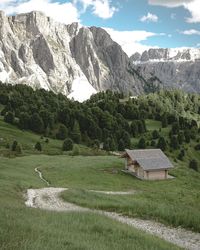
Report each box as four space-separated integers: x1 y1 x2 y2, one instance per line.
131 48 200 93
0 10 145 101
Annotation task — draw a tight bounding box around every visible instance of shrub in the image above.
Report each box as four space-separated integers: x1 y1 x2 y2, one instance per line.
11 140 18 151
92 139 100 150
72 145 80 156
194 144 200 150
118 139 125 151
56 124 68 140
178 149 185 161
157 137 167 151
189 159 198 172
152 130 159 139
45 138 49 144
16 144 23 154
138 138 146 149
4 111 14 124
35 142 42 151
62 138 73 151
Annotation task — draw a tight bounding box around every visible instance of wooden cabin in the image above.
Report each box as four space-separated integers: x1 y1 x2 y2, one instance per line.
123 149 173 180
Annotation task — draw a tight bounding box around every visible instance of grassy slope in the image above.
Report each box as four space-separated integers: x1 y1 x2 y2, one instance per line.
0 156 180 250
40 155 200 232
0 117 62 155
0 119 180 250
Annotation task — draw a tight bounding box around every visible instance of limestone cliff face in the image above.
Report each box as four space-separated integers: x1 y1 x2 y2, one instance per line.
70 26 144 94
0 10 145 98
131 48 200 93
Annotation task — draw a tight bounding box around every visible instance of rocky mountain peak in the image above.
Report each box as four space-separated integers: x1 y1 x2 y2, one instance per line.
131 48 200 93
131 48 200 63
0 11 146 101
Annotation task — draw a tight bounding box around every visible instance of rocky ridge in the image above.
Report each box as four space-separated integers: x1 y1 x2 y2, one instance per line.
0 10 145 100
131 48 200 92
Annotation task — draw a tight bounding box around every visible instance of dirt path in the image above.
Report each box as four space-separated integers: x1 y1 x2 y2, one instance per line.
89 190 136 195
35 168 50 186
25 187 200 250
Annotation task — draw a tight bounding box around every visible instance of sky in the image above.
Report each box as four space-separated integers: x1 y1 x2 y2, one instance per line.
0 0 200 56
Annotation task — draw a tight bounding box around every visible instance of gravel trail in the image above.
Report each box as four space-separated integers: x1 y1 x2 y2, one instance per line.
89 190 136 195
25 187 200 250
35 168 50 186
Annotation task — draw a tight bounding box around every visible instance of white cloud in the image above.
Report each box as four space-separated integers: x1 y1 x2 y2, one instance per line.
0 0 80 24
180 29 200 35
74 0 117 19
140 12 158 22
149 0 200 23
184 0 200 23
104 28 160 56
148 0 193 8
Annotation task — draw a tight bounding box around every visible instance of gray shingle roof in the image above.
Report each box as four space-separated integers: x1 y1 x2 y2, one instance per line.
125 149 173 171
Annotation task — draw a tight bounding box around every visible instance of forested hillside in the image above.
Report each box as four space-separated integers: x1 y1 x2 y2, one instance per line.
0 83 200 170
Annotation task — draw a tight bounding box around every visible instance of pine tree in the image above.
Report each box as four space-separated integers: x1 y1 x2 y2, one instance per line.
16 144 23 154
4 111 14 124
189 159 198 171
130 121 138 137
177 132 184 145
152 130 160 139
56 124 68 140
30 113 44 133
138 138 146 149
157 137 167 151
161 115 168 128
62 138 73 151
35 142 42 151
11 140 18 151
118 139 125 151
19 112 30 129
170 136 179 149
71 120 81 143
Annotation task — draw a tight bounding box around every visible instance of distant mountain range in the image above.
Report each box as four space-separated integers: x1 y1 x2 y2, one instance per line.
0 10 200 101
131 48 200 93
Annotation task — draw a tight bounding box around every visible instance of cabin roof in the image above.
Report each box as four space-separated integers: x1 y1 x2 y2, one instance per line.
125 149 173 171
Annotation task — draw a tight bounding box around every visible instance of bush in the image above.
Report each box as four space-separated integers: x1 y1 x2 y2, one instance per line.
56 124 68 140
118 139 125 151
92 139 100 150
11 140 18 151
157 137 167 151
62 138 73 151
72 145 80 156
178 149 185 161
189 159 198 171
151 140 156 147
194 144 200 150
4 111 14 124
16 144 23 154
138 138 146 149
45 138 49 143
152 130 159 139
35 142 42 151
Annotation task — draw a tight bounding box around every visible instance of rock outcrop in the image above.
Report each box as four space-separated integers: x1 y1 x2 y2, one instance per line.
0 10 145 100
131 48 200 92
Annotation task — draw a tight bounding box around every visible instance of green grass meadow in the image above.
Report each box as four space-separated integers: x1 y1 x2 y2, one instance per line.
0 114 199 249
0 156 181 250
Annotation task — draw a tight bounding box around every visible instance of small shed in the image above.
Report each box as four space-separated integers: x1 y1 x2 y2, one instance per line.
123 149 173 180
